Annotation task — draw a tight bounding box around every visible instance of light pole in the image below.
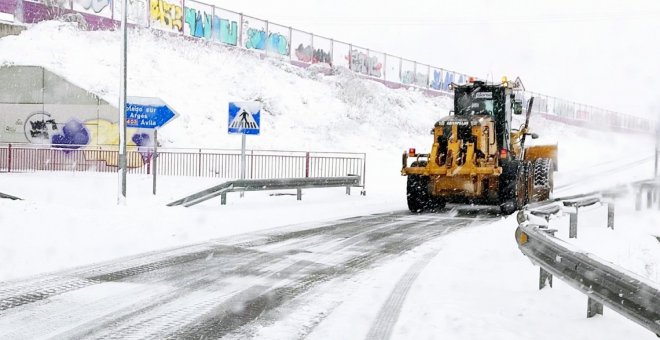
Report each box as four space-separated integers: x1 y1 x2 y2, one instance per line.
118 0 128 204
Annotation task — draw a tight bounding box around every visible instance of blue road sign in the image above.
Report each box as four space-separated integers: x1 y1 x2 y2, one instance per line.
126 96 179 129
228 102 261 135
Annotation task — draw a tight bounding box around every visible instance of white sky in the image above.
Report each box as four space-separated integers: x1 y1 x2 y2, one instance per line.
213 0 660 119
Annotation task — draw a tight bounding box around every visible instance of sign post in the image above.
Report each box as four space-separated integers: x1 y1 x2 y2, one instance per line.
153 129 158 195
653 122 660 179
228 102 261 197
125 96 179 196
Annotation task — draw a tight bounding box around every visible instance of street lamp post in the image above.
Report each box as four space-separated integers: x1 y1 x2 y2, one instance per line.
118 0 128 204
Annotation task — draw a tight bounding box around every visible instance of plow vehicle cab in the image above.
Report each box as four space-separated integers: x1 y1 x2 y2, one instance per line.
401 77 558 214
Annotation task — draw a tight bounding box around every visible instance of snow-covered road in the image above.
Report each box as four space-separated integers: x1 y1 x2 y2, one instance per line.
0 210 495 339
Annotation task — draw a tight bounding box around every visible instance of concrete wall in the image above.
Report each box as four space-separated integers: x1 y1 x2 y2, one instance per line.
0 66 153 150
0 22 25 37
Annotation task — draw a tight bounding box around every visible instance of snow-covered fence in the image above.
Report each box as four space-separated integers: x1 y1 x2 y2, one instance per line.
0 143 366 185
0 0 653 133
515 196 660 336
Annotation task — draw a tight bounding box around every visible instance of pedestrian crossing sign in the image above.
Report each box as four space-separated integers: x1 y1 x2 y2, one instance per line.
228 102 261 135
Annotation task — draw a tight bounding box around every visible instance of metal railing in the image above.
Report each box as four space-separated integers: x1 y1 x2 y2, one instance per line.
0 143 367 186
515 193 660 336
167 175 362 207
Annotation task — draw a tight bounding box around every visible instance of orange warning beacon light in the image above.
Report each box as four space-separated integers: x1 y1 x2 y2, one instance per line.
408 148 416 157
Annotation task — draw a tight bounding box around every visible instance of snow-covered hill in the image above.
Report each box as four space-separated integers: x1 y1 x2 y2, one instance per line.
0 21 452 154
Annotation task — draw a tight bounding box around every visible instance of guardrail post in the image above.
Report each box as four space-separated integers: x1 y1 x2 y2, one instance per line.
539 267 553 289
587 297 603 318
635 189 642 211
569 210 578 238
297 188 302 201
305 152 310 177
221 193 227 205
346 186 351 195
198 148 202 177
607 202 615 229
7 144 11 173
647 189 653 209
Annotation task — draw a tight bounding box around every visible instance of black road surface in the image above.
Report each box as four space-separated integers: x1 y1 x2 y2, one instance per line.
0 208 499 339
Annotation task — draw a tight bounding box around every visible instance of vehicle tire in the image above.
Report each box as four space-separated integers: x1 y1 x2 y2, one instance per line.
407 174 429 213
407 161 443 213
499 159 525 215
530 158 554 202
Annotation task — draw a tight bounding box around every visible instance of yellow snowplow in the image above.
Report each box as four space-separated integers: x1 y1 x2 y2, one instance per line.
401 78 557 214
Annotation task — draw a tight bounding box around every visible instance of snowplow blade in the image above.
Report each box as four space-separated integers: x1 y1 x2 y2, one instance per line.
524 145 558 171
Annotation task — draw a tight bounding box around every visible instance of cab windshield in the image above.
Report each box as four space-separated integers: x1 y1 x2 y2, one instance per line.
456 91 495 115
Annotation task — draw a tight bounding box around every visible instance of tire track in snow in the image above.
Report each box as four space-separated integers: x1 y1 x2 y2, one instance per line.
365 226 457 340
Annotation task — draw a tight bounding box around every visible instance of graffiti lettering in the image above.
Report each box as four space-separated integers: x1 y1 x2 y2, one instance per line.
430 70 443 90
29 119 58 139
150 0 183 32
76 0 110 13
245 28 289 56
430 71 465 90
212 17 238 45
24 112 59 143
184 7 211 39
295 44 332 65
346 50 381 78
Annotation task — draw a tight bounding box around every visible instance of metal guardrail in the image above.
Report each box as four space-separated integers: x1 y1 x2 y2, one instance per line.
0 191 21 200
167 175 362 207
633 179 660 211
515 194 660 336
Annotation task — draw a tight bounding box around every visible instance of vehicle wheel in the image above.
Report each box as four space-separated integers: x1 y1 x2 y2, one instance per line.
499 159 525 215
407 174 429 213
407 161 441 212
532 158 554 202
530 158 554 202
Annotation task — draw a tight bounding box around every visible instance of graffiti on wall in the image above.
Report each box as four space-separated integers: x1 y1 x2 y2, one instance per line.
13 111 152 167
184 7 211 39
295 44 332 65
212 16 238 45
346 50 382 78
150 0 183 33
113 0 148 25
429 70 465 91
430 70 445 90
245 28 290 56
51 119 90 148
74 0 111 14
401 71 427 88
